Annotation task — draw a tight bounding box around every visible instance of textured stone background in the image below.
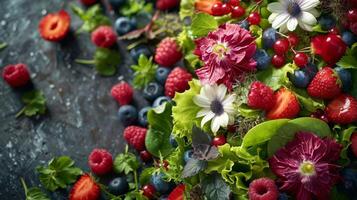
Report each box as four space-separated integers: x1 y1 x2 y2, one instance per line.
0 0 148 199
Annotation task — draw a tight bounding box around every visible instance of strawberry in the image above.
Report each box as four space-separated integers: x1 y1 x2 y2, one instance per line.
91 26 117 48
266 88 300 120
351 132 357 157
154 38 182 67
88 149 113 175
311 33 346 64
124 126 147 151
69 174 100 200
325 94 357 125
168 184 185 200
247 81 275 111
156 0 180 11
80 0 97 6
165 67 192 98
307 67 342 100
39 10 71 42
111 82 133 106
2 63 30 87
195 0 220 14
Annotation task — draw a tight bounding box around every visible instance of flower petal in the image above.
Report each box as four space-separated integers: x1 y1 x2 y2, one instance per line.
300 11 317 25
298 20 313 31
279 23 289 33
299 0 320 11
216 84 227 101
306 8 320 17
193 95 211 108
201 111 215 127
287 18 298 31
222 94 235 105
268 13 279 23
196 109 211 117
272 13 290 29
267 2 285 13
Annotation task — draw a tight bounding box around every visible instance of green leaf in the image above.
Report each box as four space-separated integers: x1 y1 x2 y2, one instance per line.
124 190 148 200
131 54 157 89
256 64 296 90
249 25 263 48
172 79 202 139
336 55 357 69
120 0 152 16
267 117 332 156
191 13 218 38
179 0 195 20
351 69 357 98
0 42 7 51
21 178 50 200
201 173 231 200
292 88 325 114
139 167 155 185
177 27 195 54
113 153 140 175
337 126 356 166
145 103 174 157
17 90 46 117
71 4 111 33
36 156 82 191
237 104 261 119
182 159 207 178
312 24 328 33
94 48 120 76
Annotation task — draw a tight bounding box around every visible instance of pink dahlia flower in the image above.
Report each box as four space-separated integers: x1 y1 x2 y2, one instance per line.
194 23 257 89
269 132 342 200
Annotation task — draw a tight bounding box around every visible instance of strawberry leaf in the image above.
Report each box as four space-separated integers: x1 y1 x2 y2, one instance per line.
131 54 157 89
17 90 46 118
191 13 218 37
113 153 140 175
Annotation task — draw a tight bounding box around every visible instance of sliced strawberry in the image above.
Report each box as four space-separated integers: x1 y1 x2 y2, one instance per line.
195 0 220 14
69 174 100 200
39 10 71 42
325 94 357 125
168 184 185 200
266 88 300 120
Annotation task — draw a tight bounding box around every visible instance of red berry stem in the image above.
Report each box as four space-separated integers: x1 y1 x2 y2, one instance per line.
75 59 96 65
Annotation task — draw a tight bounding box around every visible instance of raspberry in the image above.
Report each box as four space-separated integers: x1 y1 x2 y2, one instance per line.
80 0 97 6
154 38 182 67
164 67 192 98
91 26 117 48
88 149 113 175
124 126 147 151
2 63 31 87
111 82 133 106
248 178 279 200
156 0 180 11
247 81 275 111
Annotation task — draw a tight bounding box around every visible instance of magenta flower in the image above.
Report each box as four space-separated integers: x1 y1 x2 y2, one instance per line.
269 132 342 200
194 23 257 89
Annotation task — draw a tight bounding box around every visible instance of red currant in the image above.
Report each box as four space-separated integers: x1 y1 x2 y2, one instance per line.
140 150 152 162
231 6 245 18
228 0 240 7
287 33 299 47
247 12 261 25
293 53 309 67
211 2 224 16
142 184 156 199
221 3 232 15
271 54 285 68
212 135 227 146
273 38 290 55
348 9 357 22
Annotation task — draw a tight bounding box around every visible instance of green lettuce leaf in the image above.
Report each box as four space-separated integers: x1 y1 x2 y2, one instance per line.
336 126 356 166
201 173 231 200
292 88 325 114
256 63 296 90
179 0 195 20
191 13 218 38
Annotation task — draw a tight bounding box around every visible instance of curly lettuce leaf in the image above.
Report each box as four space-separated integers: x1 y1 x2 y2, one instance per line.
256 63 296 90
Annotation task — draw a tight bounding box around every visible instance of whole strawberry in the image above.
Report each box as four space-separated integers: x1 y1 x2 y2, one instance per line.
307 67 342 100
111 82 133 105
325 94 357 125
2 63 30 87
247 81 275 111
165 67 192 98
88 149 113 175
154 38 182 67
124 126 147 151
351 132 357 157
156 0 180 11
91 26 117 48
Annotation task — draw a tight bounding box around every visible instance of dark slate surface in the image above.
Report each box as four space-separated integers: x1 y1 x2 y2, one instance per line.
0 0 148 199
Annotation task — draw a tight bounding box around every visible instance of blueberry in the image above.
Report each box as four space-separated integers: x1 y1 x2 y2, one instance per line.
318 15 336 30
289 70 310 88
158 196 168 200
342 31 357 46
138 107 151 127
169 134 178 147
130 18 138 28
130 46 152 62
143 82 164 101
335 67 352 92
301 62 318 80
153 96 171 107
263 28 278 49
135 12 152 28
278 193 289 200
238 20 249 30
253 49 271 70
183 149 193 163
109 0 126 8
155 67 171 84
118 105 137 126
115 17 135 35
108 177 129 195
151 173 175 194
340 168 357 198
183 16 192 26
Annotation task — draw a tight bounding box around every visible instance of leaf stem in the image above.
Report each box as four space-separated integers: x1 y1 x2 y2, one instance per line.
133 170 139 191
0 42 7 51
16 107 26 118
75 59 95 65
20 178 28 195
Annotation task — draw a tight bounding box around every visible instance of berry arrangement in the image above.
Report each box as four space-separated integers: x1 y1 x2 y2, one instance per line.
3 0 357 200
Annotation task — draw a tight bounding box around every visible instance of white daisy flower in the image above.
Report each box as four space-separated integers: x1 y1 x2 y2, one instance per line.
267 0 320 32
193 84 235 134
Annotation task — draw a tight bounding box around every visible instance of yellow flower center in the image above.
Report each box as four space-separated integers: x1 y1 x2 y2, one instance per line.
212 43 229 59
299 161 316 176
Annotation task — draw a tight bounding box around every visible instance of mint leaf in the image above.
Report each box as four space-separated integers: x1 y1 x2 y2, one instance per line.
337 55 357 69
201 173 231 200
113 153 140 174
17 90 46 117
21 178 49 200
131 54 157 89
36 156 82 191
191 13 218 37
71 4 110 33
95 48 120 76
181 159 207 178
